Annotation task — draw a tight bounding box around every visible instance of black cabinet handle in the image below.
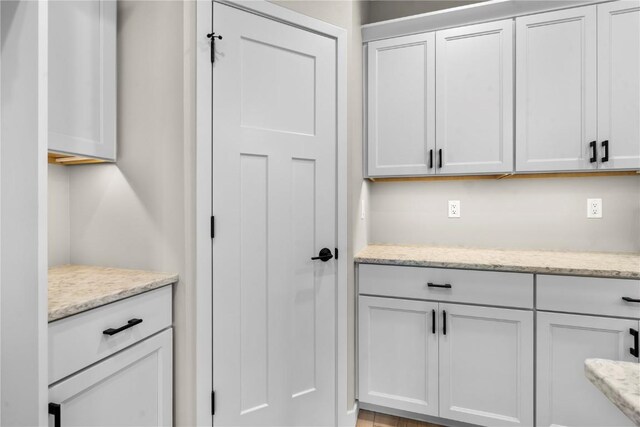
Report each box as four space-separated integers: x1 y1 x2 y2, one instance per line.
438 149 443 168
589 141 597 163
311 248 333 262
49 403 61 427
429 149 433 169
630 328 639 358
427 282 452 289
103 318 143 336
601 140 609 163
432 309 436 334
442 310 447 335
622 297 640 303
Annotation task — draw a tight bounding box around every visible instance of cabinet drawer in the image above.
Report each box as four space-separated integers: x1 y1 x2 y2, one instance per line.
358 264 533 308
49 285 172 384
537 275 640 318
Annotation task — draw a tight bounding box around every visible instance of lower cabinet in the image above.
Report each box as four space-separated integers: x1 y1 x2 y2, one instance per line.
358 296 439 415
536 312 638 427
439 304 533 426
48 329 173 427
359 296 534 426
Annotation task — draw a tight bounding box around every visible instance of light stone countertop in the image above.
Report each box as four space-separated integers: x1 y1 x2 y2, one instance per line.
355 244 640 279
49 265 178 322
585 358 640 425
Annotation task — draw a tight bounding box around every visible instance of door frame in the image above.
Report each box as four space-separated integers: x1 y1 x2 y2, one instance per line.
194 1 350 425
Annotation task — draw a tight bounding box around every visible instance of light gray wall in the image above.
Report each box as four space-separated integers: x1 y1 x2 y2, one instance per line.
47 2 195 424
48 165 70 266
1 1 48 424
370 176 640 252
365 0 486 24
270 0 370 410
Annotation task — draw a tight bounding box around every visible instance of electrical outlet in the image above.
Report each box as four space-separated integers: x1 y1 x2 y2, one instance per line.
587 198 603 219
448 200 461 218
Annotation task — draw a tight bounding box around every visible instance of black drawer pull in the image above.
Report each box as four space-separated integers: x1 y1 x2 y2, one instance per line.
432 309 436 334
427 282 452 289
429 149 434 169
622 297 640 303
438 149 443 168
103 318 143 336
442 310 447 335
49 403 61 427
630 328 639 358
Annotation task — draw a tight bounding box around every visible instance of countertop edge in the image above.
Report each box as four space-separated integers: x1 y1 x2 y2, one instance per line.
354 258 640 279
48 275 178 323
585 359 640 426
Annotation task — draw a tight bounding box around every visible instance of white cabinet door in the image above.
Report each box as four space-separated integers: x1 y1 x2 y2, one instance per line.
597 0 640 170
439 304 534 427
537 312 637 427
516 6 597 172
48 330 172 427
358 296 439 416
436 20 513 175
367 33 435 177
48 0 116 160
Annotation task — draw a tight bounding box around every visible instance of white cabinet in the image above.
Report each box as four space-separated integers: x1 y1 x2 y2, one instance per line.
597 1 640 170
516 6 598 172
435 20 514 175
358 296 439 416
358 281 534 426
48 0 117 160
516 1 640 172
367 33 435 177
48 330 172 427
537 312 638 427
439 304 533 427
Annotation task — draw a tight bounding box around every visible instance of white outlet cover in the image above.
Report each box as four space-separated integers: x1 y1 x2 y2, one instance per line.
448 200 461 218
587 198 602 219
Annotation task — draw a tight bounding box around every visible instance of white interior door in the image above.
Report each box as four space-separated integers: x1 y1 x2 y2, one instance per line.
212 3 337 426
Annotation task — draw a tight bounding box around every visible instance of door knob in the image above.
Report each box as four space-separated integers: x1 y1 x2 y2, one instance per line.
311 248 333 262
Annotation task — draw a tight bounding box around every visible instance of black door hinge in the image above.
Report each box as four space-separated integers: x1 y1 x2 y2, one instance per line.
335 248 339 259
211 216 215 239
211 391 215 415
207 33 222 63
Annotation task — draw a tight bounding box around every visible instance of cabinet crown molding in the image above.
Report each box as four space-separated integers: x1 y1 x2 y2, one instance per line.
362 0 606 42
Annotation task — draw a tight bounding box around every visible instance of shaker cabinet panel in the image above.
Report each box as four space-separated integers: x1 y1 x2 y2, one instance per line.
597 0 640 170
358 296 439 416
48 0 117 160
515 6 598 172
438 304 534 427
435 20 514 175
367 33 436 177
48 330 172 427
536 312 637 427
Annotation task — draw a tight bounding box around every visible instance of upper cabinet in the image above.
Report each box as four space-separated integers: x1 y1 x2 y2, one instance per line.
364 0 640 178
515 6 597 172
516 2 640 172
367 33 435 177
48 0 117 161
597 1 640 170
436 20 513 175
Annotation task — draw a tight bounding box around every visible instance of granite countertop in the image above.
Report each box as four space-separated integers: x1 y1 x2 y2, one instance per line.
49 265 178 322
355 244 640 279
585 358 640 425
